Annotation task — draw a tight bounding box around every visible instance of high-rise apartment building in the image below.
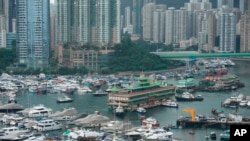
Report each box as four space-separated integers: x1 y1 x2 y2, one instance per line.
16 0 50 68
50 3 56 50
0 0 7 32
240 0 250 14
185 0 212 11
96 0 110 44
207 11 216 51
219 6 236 52
132 0 143 35
165 7 188 45
56 0 120 46
8 0 16 33
142 2 155 40
57 0 72 44
240 12 250 52
153 5 166 43
77 0 91 44
217 0 233 11
125 6 131 28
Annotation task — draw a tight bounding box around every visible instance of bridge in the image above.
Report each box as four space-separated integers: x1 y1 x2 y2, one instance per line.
151 51 250 58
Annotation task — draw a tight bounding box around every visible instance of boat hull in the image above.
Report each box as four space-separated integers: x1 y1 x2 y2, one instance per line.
92 93 108 96
56 100 74 103
175 96 203 101
0 108 23 113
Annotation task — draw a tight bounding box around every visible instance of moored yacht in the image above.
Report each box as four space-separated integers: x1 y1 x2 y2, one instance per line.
0 126 30 140
115 104 125 116
136 107 146 114
56 95 73 103
175 92 203 102
17 104 52 118
141 117 160 127
33 119 63 132
92 89 108 96
162 100 178 108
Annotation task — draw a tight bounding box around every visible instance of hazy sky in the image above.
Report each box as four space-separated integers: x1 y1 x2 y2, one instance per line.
50 0 55 4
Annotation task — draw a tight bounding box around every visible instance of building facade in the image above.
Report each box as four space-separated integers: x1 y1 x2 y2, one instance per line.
165 7 189 45
240 12 250 52
217 0 233 11
219 6 236 52
153 6 166 43
125 6 131 28
132 0 143 35
142 2 155 40
56 0 121 47
16 0 50 68
240 0 250 14
56 0 72 44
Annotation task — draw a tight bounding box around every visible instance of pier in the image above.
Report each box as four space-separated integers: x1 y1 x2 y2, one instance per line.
176 117 250 129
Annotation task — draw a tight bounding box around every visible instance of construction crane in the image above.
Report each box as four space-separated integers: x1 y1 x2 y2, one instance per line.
182 108 196 121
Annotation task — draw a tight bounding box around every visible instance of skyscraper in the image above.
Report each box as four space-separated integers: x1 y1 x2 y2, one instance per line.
240 0 250 14
50 3 56 50
132 0 143 35
125 6 131 28
240 12 250 52
57 0 72 44
56 0 120 46
95 0 121 45
153 5 166 43
219 6 236 52
207 11 216 51
142 2 155 40
165 7 188 45
217 0 233 11
8 0 16 32
16 0 50 68
77 0 91 44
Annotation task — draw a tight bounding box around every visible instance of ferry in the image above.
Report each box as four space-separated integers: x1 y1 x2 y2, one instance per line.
107 73 175 111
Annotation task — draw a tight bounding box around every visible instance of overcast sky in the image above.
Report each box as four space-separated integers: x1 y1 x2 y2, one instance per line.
50 0 55 4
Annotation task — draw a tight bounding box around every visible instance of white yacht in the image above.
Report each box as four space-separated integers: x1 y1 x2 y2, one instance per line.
34 119 63 132
64 128 104 140
115 103 125 116
136 107 147 114
56 95 73 103
77 86 92 94
18 104 53 118
162 100 179 108
0 126 30 138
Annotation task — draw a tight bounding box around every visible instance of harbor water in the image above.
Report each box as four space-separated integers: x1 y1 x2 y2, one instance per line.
3 60 250 141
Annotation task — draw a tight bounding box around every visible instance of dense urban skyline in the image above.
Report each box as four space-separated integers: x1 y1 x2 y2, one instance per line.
1 0 250 70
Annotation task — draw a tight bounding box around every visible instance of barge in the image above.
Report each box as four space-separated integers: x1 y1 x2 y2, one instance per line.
107 73 175 111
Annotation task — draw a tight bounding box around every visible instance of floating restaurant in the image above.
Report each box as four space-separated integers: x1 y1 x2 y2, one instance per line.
107 74 175 111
